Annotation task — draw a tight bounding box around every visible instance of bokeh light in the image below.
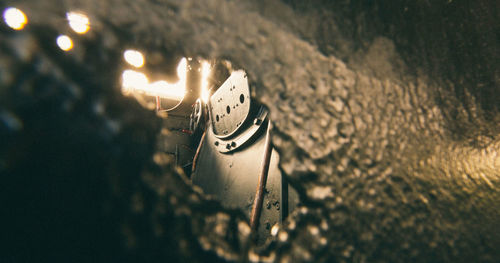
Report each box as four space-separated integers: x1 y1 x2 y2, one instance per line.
200 61 212 103
123 50 145 68
148 80 185 100
121 58 187 101
122 70 148 94
3 7 28 30
66 11 90 34
56 35 73 51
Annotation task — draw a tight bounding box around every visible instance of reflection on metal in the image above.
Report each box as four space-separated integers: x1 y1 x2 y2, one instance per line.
211 107 268 153
200 61 211 103
66 12 90 34
123 49 145 68
191 129 206 173
209 70 251 138
193 116 298 245
149 80 186 100
192 71 298 245
3 7 27 30
250 121 273 230
121 58 187 103
189 99 204 133
56 35 73 51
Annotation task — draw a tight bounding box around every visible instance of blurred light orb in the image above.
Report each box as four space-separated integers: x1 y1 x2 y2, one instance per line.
123 50 145 68
56 35 73 51
200 61 212 103
149 80 186 100
66 11 90 34
122 70 148 93
121 58 188 101
3 7 28 30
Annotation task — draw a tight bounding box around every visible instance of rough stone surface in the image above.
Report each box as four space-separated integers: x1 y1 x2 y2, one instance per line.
1 0 499 262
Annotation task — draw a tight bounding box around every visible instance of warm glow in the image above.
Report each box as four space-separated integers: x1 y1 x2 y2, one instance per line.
122 70 149 94
123 50 145 68
3 7 27 30
200 61 212 103
66 12 90 34
121 58 187 100
148 80 186 100
56 35 73 51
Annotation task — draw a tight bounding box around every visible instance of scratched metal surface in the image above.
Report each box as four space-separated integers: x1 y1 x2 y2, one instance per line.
209 70 251 138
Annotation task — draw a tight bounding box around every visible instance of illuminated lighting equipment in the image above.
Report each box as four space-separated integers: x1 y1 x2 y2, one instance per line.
123 50 145 68
3 7 27 30
121 58 187 100
56 35 73 51
121 70 148 94
66 12 90 34
200 61 212 103
148 80 185 100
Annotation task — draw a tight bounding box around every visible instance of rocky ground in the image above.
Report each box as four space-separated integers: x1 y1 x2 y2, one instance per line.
1 0 498 262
